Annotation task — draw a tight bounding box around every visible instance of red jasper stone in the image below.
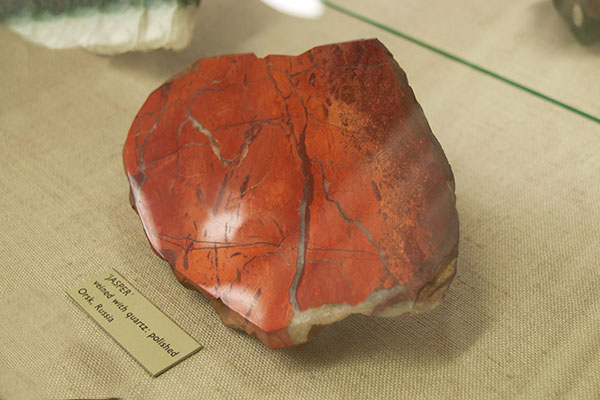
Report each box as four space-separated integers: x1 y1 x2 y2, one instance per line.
123 39 459 349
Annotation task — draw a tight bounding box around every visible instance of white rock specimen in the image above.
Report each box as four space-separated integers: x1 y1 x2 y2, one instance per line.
0 0 200 54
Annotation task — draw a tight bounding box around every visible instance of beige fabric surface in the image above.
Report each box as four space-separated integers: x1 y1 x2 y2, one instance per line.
1 0 599 398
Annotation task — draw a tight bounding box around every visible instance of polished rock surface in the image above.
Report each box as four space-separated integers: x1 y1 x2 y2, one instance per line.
123 39 459 348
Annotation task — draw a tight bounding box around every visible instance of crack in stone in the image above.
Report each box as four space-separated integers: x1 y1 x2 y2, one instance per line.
243 288 263 320
326 62 391 72
171 118 190 194
308 112 366 136
266 62 315 312
143 141 208 171
275 248 291 267
213 244 220 289
148 230 295 251
306 247 377 255
182 234 193 270
189 84 238 102
290 63 316 77
152 230 286 248
288 98 314 312
134 84 171 203
316 158 397 283
186 113 261 168
158 238 296 255
211 117 280 132
269 216 285 241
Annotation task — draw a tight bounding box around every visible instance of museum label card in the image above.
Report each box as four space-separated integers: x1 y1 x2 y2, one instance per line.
67 269 202 377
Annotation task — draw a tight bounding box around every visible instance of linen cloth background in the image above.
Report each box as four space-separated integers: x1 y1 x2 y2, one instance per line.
1 0 599 398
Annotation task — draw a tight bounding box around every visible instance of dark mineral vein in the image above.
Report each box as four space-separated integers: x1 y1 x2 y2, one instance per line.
213 172 229 215
154 232 283 247
135 84 171 202
316 158 397 283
